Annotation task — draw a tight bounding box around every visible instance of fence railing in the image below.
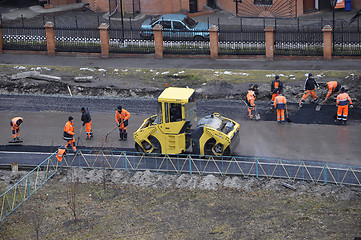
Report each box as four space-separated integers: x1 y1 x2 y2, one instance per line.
1 149 360 222
66 150 361 187
0 152 59 222
1 22 361 59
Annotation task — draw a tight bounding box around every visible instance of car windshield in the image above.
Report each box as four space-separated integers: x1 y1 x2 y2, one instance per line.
150 16 161 25
183 16 198 28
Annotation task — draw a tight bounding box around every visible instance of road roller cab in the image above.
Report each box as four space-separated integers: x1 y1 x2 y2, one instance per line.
133 87 240 156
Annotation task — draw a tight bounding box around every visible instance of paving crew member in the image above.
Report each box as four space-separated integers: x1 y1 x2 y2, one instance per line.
9 117 23 143
246 84 259 120
274 92 287 124
81 107 93 140
115 105 131 141
271 75 283 102
299 73 319 108
63 116 76 151
336 87 353 125
56 147 67 162
323 81 341 102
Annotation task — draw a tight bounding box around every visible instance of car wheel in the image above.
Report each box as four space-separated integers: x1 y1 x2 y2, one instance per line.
194 36 204 41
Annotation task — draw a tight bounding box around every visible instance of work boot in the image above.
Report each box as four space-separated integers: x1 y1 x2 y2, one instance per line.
9 138 17 143
119 132 124 141
123 132 127 141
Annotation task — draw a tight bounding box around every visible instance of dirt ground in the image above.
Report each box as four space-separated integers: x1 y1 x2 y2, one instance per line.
0 64 360 105
0 168 361 239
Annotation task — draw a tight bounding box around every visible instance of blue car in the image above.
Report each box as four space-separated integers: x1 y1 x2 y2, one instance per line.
140 14 210 41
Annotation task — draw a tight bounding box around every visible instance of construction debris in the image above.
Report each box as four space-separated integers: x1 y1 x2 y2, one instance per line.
11 71 62 82
74 76 93 83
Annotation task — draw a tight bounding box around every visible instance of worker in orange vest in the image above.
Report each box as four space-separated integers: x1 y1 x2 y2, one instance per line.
115 105 131 141
274 92 287 124
9 117 23 143
299 73 319 108
246 84 258 120
336 87 353 125
271 75 283 102
56 147 67 162
322 81 341 102
63 116 76 151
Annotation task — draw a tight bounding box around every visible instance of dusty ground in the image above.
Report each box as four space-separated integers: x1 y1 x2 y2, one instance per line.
0 64 360 105
0 168 361 239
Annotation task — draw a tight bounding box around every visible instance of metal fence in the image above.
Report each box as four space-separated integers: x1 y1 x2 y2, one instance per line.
0 152 59 222
1 149 360 222
162 30 211 55
219 28 266 55
2 27 47 51
334 27 361 56
54 27 101 53
109 28 155 54
66 150 361 187
274 29 324 56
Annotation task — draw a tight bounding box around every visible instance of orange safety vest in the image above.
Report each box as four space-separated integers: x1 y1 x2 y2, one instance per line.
115 109 131 124
337 93 352 106
64 121 74 136
56 148 66 162
11 117 23 127
327 81 338 92
247 90 256 102
274 95 287 109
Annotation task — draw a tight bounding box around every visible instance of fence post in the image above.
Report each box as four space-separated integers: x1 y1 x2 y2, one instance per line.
0 23 2 55
322 25 333 60
209 25 219 60
323 165 327 184
98 23 110 58
153 24 163 59
264 26 274 60
188 155 192 175
44 22 56 56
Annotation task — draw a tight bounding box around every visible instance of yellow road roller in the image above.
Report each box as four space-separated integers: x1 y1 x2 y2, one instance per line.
133 87 240 156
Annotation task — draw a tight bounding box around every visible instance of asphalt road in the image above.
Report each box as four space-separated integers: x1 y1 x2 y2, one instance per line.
1 94 361 167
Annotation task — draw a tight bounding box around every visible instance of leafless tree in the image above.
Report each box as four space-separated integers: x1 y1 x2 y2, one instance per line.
66 168 79 221
24 195 47 240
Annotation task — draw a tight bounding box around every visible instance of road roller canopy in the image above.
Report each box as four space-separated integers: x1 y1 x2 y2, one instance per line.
158 87 195 104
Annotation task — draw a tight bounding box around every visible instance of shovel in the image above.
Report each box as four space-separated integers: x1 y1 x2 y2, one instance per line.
242 100 261 120
315 100 325 111
104 124 121 141
76 125 83 146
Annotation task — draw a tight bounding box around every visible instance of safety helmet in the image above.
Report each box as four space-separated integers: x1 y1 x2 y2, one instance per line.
308 73 313 77
68 116 73 121
275 75 279 80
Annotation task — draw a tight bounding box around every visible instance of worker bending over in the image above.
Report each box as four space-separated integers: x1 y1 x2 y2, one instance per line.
274 92 287 124
115 105 131 141
336 87 353 125
246 84 259 120
9 117 23 143
271 75 283 102
63 116 76 151
56 147 67 162
81 107 93 140
323 81 341 102
299 73 319 108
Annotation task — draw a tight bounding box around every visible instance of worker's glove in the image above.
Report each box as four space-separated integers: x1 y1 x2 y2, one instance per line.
304 90 307 94
317 87 320 90
350 104 354 108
